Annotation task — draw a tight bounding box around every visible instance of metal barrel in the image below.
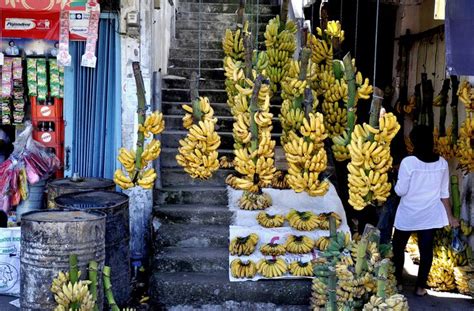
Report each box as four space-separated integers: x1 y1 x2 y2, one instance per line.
16 180 46 221
47 178 115 209
55 191 131 306
20 210 106 311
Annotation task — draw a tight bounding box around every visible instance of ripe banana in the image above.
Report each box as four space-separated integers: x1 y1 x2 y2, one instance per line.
256 212 285 228
230 258 257 279
229 233 259 256
256 258 288 278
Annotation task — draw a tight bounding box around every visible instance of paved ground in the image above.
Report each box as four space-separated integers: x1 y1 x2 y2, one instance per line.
1 254 472 310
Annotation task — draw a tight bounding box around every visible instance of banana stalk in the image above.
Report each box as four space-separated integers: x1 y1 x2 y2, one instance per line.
88 261 99 311
326 266 337 311
451 175 461 219
236 0 245 27
243 32 253 80
298 48 311 81
438 79 450 136
249 75 264 158
132 62 147 179
190 72 203 122
69 254 79 310
450 76 460 144
376 259 389 299
368 87 384 140
342 52 356 143
280 0 289 28
355 238 369 276
103 266 120 311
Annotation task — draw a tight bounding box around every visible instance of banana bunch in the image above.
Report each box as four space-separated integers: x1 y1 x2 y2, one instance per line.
308 32 333 66
456 117 474 173
114 169 134 190
458 80 474 112
230 259 257 279
322 100 348 138
222 27 245 60
284 235 315 254
224 56 245 84
270 170 289 189
336 267 375 301
405 234 420 264
238 191 272 210
460 219 472 236
331 131 351 161
311 268 328 308
289 261 314 277
435 245 468 267
253 51 269 75
281 59 319 99
320 21 345 42
362 294 409 311
315 236 330 251
176 119 221 180
279 101 307 144
136 168 157 189
118 148 136 175
356 72 374 100
284 112 330 196
260 242 286 256
256 258 288 278
404 135 414 154
219 156 234 168
434 126 456 159
286 209 320 231
138 111 165 138
264 15 297 91
347 113 400 210
229 233 259 256
428 257 456 291
318 212 342 230
256 212 285 228
141 139 162 165
181 97 216 129
454 266 474 295
51 276 95 311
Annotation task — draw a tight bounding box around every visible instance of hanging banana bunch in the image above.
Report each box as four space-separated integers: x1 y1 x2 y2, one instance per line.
222 26 245 61
231 76 276 210
114 111 164 190
283 111 329 196
347 113 400 210
456 117 474 173
279 48 319 145
176 96 221 179
458 80 474 113
264 15 297 92
51 271 95 311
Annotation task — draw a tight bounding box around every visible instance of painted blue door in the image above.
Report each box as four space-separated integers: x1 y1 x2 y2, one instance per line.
63 14 121 178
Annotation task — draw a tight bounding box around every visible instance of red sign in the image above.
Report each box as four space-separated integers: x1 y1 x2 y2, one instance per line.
0 1 91 40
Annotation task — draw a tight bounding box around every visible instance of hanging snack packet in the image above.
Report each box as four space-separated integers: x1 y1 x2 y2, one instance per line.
27 59 38 96
59 65 65 98
12 58 22 81
37 59 48 101
49 59 60 98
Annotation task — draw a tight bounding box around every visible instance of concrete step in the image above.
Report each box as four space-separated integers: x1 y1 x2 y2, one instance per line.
163 88 228 105
154 247 228 273
150 271 312 306
168 48 224 60
178 3 278 14
176 12 275 23
175 20 267 32
174 30 266 43
168 58 223 70
162 101 282 117
168 67 225 80
153 223 229 248
161 130 232 148
162 101 231 116
160 167 233 187
164 114 282 133
154 204 232 225
163 76 226 90
160 147 234 168
155 185 228 205
172 38 266 51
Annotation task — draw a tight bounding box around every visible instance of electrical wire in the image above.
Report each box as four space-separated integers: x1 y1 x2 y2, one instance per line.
198 0 202 79
354 0 360 59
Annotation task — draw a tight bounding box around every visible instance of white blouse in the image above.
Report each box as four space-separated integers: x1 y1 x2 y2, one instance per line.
393 156 449 231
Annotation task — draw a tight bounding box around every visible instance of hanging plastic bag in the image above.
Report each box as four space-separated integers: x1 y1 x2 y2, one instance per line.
451 228 466 253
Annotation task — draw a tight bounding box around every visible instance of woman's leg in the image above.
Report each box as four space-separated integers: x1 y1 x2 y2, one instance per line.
392 228 412 285
416 228 436 290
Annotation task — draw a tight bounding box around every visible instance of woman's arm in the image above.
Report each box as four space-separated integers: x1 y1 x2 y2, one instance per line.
394 161 410 197
441 198 460 228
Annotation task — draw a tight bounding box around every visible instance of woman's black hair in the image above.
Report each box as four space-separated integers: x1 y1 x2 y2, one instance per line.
410 124 439 163
8 40 15 46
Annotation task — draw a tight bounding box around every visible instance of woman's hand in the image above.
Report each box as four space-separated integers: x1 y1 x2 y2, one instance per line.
449 216 460 228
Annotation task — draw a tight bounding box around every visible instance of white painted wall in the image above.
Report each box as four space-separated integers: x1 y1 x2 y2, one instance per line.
153 0 175 74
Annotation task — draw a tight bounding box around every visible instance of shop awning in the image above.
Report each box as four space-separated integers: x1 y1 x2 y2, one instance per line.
0 1 90 40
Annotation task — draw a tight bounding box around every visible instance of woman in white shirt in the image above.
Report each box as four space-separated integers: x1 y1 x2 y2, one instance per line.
392 125 459 296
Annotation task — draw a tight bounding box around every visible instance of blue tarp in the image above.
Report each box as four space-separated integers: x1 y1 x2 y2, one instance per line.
446 0 474 76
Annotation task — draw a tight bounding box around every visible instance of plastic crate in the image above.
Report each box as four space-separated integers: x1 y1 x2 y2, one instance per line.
31 97 63 121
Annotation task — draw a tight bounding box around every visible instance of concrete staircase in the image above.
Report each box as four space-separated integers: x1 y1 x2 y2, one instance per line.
151 0 311 308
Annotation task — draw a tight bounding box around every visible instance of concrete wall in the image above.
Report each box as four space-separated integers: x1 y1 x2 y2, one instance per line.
153 0 175 73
